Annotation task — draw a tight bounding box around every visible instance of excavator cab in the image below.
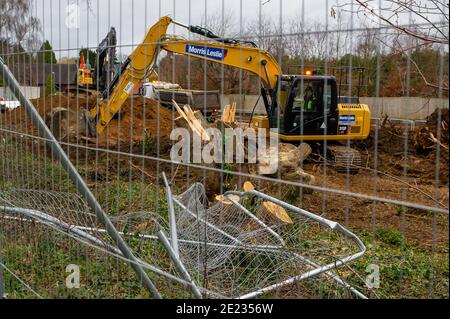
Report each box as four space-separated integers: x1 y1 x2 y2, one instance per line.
253 74 340 139
254 71 369 145
278 75 338 137
252 71 370 173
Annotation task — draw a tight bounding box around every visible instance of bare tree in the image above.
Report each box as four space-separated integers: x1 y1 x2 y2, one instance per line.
283 10 354 66
194 11 255 93
245 13 287 58
355 26 378 60
335 0 449 91
0 0 42 54
285 15 309 60
339 0 449 44
199 10 239 39
331 8 351 62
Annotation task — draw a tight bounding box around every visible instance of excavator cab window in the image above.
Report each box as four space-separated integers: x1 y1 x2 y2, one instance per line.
278 76 338 136
292 84 319 112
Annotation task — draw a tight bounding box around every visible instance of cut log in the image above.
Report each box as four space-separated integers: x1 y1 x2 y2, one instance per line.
172 99 194 130
173 99 187 119
297 142 312 162
215 194 241 205
183 104 210 141
243 181 255 192
257 201 293 224
257 142 313 176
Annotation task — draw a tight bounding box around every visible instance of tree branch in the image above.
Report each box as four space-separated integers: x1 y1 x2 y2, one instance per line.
353 0 448 44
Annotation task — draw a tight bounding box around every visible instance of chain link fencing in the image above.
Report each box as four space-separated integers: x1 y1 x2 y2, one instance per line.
0 0 448 299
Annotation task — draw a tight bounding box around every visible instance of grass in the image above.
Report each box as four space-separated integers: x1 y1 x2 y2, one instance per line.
0 140 448 299
136 129 158 155
1 232 153 298
95 179 168 217
221 163 234 192
2 185 448 299
350 229 449 299
0 151 75 193
375 227 405 246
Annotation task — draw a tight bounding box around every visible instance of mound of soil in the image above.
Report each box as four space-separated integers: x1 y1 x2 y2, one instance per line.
2 94 176 149
1 94 86 133
97 96 176 147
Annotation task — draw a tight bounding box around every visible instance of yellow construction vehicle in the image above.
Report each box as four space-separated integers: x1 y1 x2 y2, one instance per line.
47 16 370 172
74 28 117 92
77 52 93 86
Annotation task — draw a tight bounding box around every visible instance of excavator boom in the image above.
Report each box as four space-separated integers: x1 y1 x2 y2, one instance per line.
90 16 173 134
89 16 282 135
161 37 281 89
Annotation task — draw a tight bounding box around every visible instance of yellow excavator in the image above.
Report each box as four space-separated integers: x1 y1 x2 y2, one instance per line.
47 16 370 172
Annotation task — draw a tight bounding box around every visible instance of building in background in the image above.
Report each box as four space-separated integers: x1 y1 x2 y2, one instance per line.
1 63 78 99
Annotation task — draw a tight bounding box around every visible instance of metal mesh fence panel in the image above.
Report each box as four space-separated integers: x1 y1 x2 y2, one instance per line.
0 0 448 299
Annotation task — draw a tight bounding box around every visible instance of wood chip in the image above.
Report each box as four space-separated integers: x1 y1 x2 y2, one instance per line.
172 99 210 141
222 104 230 123
222 102 237 124
230 102 236 123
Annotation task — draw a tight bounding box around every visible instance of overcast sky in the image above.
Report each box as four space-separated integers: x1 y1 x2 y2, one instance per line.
34 0 344 59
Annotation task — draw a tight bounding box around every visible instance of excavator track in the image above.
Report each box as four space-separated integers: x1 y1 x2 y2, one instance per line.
327 145 361 174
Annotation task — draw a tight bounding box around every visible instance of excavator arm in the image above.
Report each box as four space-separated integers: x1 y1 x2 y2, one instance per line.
90 16 172 134
160 36 281 90
89 16 282 135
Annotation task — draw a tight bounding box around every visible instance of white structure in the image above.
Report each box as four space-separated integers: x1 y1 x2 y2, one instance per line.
0 86 40 101
140 81 182 99
222 94 449 120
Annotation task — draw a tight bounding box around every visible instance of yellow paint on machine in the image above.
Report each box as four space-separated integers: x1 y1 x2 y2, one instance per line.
251 103 370 142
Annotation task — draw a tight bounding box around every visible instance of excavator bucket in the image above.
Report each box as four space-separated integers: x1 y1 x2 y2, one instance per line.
45 107 96 142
